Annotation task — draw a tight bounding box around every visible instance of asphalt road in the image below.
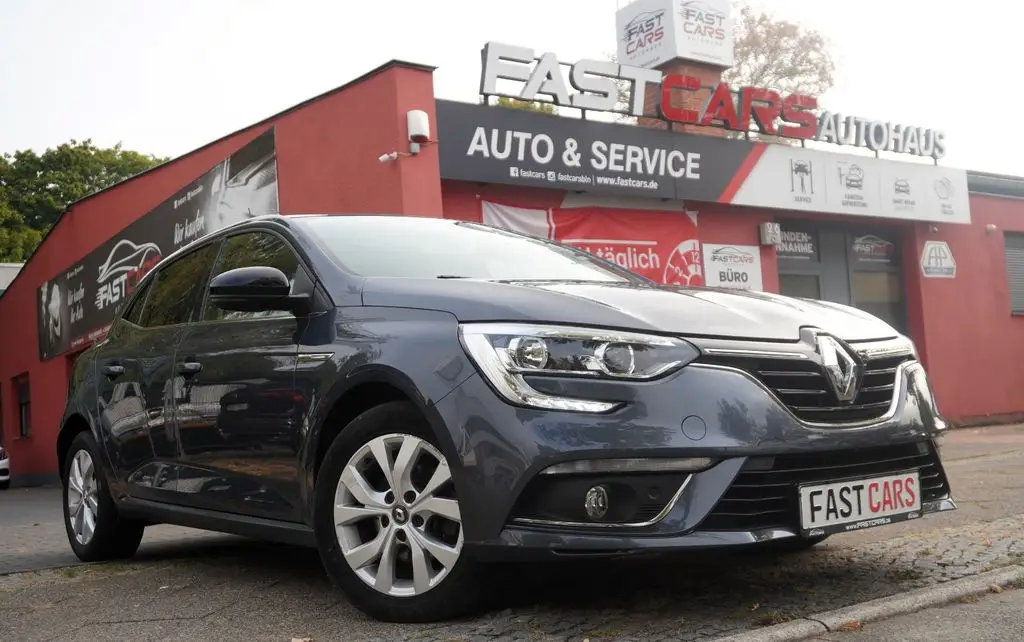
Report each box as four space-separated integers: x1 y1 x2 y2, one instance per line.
1 423 1023 641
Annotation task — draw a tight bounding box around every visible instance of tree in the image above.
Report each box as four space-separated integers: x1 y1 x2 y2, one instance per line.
492 96 558 115
0 140 169 238
724 3 835 98
0 199 42 262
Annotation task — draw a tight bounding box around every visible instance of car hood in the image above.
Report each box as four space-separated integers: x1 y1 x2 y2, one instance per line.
359 278 900 343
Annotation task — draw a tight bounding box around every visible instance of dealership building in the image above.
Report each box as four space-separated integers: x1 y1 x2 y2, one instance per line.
3 5 1024 484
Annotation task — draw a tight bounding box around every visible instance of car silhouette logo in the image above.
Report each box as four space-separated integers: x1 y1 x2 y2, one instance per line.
894 179 911 195
710 246 753 263
841 165 864 190
680 0 726 19
96 239 163 284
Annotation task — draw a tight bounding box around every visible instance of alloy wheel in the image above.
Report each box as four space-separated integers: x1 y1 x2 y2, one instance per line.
67 450 99 545
333 433 464 597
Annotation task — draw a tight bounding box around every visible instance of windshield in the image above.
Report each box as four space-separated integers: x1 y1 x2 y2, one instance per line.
299 216 645 283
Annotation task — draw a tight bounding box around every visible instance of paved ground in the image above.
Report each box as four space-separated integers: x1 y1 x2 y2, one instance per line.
812 585 1024 641
1 424 1023 641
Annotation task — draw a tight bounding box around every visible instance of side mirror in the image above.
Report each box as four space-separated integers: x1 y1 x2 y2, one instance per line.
208 266 294 312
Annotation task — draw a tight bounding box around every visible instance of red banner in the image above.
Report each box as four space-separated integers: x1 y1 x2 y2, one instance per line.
481 201 702 286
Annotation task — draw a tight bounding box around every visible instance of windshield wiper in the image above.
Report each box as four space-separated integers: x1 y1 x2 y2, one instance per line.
435 275 470 279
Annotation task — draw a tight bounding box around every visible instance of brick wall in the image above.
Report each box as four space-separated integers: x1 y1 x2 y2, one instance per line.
638 60 727 137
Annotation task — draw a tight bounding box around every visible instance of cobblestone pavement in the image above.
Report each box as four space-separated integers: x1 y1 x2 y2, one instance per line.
1 424 1023 641
2 514 1022 641
0 485 234 574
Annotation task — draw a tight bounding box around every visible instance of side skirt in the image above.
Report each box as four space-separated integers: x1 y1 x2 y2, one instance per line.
118 498 317 548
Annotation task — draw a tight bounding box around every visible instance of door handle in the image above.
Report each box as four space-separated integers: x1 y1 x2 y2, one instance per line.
101 364 124 378
178 361 202 375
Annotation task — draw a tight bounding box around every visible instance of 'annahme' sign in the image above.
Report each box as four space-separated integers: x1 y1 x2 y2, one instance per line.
480 42 947 160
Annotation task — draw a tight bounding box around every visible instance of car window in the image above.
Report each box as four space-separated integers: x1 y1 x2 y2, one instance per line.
297 216 644 283
122 277 155 326
137 243 219 328
203 231 304 322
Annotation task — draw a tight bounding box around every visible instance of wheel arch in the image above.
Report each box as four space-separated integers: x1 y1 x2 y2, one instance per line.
303 365 464 517
56 413 93 481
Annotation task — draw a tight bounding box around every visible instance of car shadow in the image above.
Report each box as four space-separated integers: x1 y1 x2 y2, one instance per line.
125 535 921 630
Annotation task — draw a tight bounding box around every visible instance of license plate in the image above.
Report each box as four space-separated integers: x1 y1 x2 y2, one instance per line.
798 471 922 536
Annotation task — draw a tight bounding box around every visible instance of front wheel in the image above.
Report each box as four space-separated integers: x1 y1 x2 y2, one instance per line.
314 401 485 623
62 432 146 562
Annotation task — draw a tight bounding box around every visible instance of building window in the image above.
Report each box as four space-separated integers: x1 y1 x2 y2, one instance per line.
14 375 30 438
1005 233 1024 314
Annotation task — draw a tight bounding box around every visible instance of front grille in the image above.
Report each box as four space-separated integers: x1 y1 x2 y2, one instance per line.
701 353 913 424
698 441 951 532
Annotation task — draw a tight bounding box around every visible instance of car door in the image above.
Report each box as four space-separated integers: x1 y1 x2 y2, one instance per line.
172 229 312 522
96 243 218 501
94 277 175 501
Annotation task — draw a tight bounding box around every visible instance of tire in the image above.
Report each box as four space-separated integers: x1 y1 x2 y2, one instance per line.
0 480 9 490
62 431 146 562
314 401 484 623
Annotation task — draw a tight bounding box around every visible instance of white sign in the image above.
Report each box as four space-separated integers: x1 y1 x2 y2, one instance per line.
730 145 971 224
920 241 957 278
703 244 764 290
616 0 735 69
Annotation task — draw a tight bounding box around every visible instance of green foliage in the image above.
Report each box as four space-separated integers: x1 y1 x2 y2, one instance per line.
0 139 168 261
494 96 558 115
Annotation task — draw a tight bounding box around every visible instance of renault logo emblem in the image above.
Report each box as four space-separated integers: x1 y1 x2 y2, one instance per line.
815 335 861 403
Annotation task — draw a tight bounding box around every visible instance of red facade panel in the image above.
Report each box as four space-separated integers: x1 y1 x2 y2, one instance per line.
0 63 436 479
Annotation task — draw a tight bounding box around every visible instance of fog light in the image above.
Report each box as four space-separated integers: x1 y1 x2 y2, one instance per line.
584 484 610 521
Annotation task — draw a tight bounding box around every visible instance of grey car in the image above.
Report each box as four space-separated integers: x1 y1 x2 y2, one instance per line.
57 215 955 622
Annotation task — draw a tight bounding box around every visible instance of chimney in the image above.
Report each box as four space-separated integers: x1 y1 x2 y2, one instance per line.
617 0 735 138
637 60 728 138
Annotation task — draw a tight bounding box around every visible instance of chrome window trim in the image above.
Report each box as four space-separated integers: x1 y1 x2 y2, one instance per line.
694 336 915 362
701 347 809 360
689 359 923 430
296 352 334 364
510 473 694 530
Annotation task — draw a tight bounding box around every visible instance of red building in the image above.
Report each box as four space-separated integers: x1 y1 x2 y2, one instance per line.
2 50 1024 486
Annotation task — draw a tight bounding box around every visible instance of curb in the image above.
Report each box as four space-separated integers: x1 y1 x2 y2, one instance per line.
714 565 1024 642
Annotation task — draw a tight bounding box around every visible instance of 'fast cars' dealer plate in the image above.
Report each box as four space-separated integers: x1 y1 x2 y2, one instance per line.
798 471 921 536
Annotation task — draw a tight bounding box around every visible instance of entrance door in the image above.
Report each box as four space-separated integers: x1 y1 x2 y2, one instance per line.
777 221 908 335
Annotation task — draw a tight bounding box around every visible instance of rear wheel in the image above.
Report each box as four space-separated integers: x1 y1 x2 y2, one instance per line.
314 401 484 622
62 432 145 561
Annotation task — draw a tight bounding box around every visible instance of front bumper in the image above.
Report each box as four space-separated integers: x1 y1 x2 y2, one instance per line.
0 457 10 481
432 352 955 557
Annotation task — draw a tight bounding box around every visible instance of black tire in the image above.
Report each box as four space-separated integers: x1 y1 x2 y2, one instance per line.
314 401 485 623
62 431 146 562
0 480 9 490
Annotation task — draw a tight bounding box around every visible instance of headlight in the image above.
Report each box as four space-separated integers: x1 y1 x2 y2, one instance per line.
458 323 699 413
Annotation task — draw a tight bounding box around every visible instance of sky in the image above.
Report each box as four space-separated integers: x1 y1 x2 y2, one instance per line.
1 0 1020 175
